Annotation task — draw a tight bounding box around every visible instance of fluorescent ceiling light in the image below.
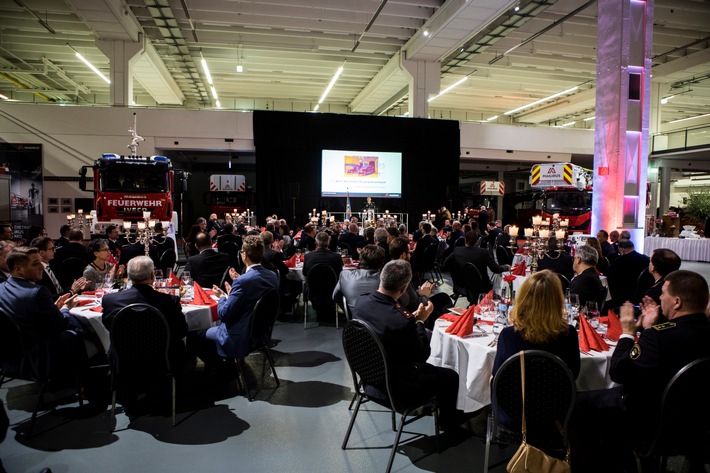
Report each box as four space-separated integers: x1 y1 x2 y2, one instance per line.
313 104 320 111
236 64 244 73
486 115 499 121
314 61 345 111
216 100 221 108
584 116 596 121
660 95 675 105
67 44 110 84
561 121 576 127
504 86 579 116
669 112 710 124
211 85 218 100
0 93 8 100
201 58 213 85
428 76 468 103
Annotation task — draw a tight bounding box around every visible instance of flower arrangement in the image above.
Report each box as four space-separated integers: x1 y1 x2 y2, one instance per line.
503 275 517 304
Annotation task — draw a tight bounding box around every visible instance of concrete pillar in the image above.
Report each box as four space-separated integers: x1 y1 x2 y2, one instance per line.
659 166 671 215
400 58 440 118
97 39 144 106
592 0 654 252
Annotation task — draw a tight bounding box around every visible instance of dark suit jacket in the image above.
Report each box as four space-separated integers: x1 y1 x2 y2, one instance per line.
185 249 231 289
537 252 575 282
443 245 505 293
102 284 188 370
339 231 364 251
263 247 289 289
217 233 243 250
51 242 89 268
411 234 437 271
37 266 68 300
297 233 316 252
55 236 70 249
606 250 650 307
119 242 160 268
303 249 343 278
569 267 604 307
213 265 279 358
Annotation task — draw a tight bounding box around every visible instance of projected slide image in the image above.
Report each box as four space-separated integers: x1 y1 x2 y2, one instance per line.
344 156 378 177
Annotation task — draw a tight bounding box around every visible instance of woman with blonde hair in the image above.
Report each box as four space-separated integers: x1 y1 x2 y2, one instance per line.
584 237 609 274
491 270 580 427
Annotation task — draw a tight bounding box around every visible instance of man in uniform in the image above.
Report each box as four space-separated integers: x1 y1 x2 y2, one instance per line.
351 259 462 428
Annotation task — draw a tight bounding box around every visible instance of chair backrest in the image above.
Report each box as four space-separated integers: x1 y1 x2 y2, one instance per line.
0 308 28 380
496 245 512 266
557 273 571 292
462 262 484 302
634 267 655 303
159 248 177 274
641 356 710 457
219 240 241 268
305 264 339 303
597 286 608 309
109 303 171 384
249 288 280 350
420 243 438 270
59 257 88 287
338 242 355 258
492 350 576 443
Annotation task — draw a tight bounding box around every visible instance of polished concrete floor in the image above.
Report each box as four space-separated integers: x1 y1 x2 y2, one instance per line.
2 260 709 473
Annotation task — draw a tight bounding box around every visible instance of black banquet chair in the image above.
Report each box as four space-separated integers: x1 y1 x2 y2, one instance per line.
341 319 440 473
462 262 485 307
221 288 281 401
303 263 340 328
219 240 241 270
57 257 88 288
483 350 576 472
635 357 710 472
109 303 177 428
158 248 177 276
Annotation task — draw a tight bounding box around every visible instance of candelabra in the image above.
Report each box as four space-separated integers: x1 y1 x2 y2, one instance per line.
123 211 169 257
66 209 93 233
522 214 569 273
421 210 433 224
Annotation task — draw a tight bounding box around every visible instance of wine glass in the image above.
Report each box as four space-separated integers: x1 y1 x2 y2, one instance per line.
477 293 493 318
181 270 192 285
585 300 599 323
154 269 164 290
566 293 580 321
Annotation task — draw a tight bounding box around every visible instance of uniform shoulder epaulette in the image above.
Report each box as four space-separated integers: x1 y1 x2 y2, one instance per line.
395 302 416 319
652 321 676 331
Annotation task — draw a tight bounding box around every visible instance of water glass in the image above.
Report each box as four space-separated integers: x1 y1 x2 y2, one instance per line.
585 301 599 320
566 293 580 322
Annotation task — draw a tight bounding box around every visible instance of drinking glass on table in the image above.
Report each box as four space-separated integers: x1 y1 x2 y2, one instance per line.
566 293 580 323
477 293 493 318
584 301 599 327
154 269 164 289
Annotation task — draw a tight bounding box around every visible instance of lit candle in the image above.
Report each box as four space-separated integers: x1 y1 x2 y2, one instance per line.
330 216 335 222
555 229 566 239
123 221 132 230
137 221 146 230
561 219 569 227
553 213 560 220
233 208 238 214
78 209 83 214
509 225 519 236
148 220 156 229
524 228 534 237
67 215 72 221
143 211 151 220
539 229 550 238
385 210 389 214
532 216 542 225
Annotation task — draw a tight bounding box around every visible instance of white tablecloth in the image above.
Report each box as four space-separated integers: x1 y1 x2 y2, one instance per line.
643 236 710 262
427 319 617 413
71 298 214 351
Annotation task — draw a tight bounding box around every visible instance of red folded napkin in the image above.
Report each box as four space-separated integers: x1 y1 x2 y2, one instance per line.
75 299 95 307
512 261 527 276
187 282 218 321
578 314 609 352
446 305 476 338
439 313 459 323
285 254 298 268
82 290 96 296
600 309 622 341
90 306 103 312
516 246 526 254
168 273 181 287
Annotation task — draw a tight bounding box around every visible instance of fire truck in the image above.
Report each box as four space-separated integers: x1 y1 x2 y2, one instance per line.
514 163 593 233
78 153 187 228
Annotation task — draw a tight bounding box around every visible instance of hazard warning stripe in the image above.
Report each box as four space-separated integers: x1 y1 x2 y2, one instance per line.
210 183 218 191
481 182 487 194
563 163 572 185
531 165 541 185
499 182 505 195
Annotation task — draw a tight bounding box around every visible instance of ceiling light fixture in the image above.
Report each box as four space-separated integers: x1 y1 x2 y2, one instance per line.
514 1 520 12
313 61 345 111
504 86 579 115
236 44 245 73
67 43 110 84
428 76 469 103
668 112 710 124
486 115 499 122
0 93 8 100
584 116 596 121
561 121 576 127
423 30 430 37
660 95 675 105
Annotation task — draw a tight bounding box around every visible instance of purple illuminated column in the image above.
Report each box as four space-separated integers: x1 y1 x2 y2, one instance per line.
592 0 653 250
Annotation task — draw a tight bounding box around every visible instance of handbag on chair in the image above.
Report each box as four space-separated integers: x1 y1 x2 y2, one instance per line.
507 351 571 473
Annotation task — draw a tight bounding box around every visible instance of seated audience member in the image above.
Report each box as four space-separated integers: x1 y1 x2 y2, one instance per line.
84 239 124 290
643 248 681 305
385 226 400 245
609 230 620 253
482 222 502 249
55 224 71 249
119 231 159 268
152 222 175 258
568 244 604 307
584 237 610 274
22 226 45 246
443 231 510 294
51 229 89 269
0 247 87 381
333 244 385 314
606 239 650 308
492 270 580 428
412 221 426 243
217 222 243 250
102 256 188 373
358 226 375 250
596 229 614 257
0 240 15 283
278 224 292 253
619 230 631 240
208 213 222 236
105 224 125 259
1 225 13 241
183 222 203 258
398 223 407 236
32 237 89 299
352 259 463 428
260 230 288 282
339 223 364 253
184 231 230 289
191 235 279 365
374 227 390 263
297 223 317 252
444 221 464 256
572 270 710 473
410 222 436 272
303 231 343 323
537 237 575 282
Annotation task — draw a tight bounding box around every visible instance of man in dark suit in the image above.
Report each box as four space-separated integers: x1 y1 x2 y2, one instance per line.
568 244 604 307
51 229 89 269
338 223 364 255
477 206 490 234
217 222 243 250
373 227 391 263
606 239 650 308
55 224 71 249
195 235 279 363
303 232 344 323
31 237 89 300
184 231 230 289
102 256 188 374
410 222 436 273
118 232 160 268
444 220 464 257
443 231 510 293
105 224 127 260
642 248 681 305
297 223 317 252
0 247 86 381
260 230 288 283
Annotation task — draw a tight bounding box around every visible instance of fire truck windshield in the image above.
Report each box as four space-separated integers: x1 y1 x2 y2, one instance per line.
100 163 169 193
543 190 592 216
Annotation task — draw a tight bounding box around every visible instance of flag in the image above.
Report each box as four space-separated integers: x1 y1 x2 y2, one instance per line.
345 191 352 220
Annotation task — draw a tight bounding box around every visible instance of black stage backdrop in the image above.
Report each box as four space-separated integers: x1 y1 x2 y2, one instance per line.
253 110 459 230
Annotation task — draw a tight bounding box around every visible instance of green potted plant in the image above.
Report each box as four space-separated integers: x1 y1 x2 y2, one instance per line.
683 189 710 236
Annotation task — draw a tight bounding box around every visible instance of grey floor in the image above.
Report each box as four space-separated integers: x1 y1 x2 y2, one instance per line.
2 261 709 473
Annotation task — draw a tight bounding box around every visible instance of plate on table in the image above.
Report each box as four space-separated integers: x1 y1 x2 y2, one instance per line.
448 306 466 315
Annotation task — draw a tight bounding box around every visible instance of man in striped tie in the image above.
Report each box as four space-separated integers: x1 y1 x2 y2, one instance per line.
31 237 89 300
